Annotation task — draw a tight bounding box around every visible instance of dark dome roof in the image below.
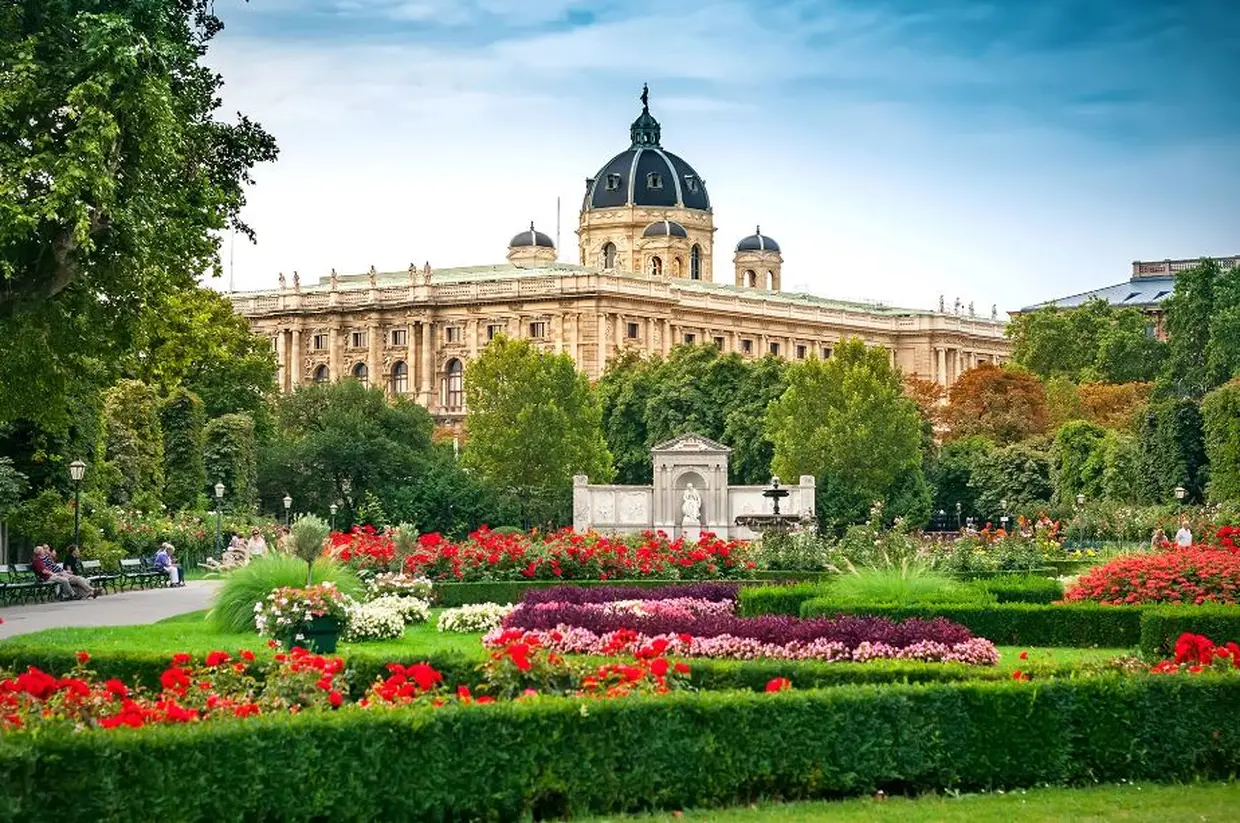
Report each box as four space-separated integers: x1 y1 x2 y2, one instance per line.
509 222 554 248
582 85 711 212
736 226 779 253
642 219 688 238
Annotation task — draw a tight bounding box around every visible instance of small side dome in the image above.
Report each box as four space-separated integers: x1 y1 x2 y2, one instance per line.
642 219 688 238
736 225 779 253
509 222 555 249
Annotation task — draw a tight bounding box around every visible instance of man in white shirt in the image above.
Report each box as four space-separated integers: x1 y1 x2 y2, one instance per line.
1175 520 1193 548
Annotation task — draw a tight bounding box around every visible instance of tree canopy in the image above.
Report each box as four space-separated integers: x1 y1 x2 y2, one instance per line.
1007 297 1166 384
462 336 614 495
0 0 277 426
943 363 1049 443
767 339 927 530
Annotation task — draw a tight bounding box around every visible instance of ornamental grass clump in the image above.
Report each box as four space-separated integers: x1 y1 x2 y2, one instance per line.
209 554 362 633
827 564 991 607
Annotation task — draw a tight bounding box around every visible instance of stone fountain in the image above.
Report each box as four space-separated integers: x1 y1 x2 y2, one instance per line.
733 476 815 536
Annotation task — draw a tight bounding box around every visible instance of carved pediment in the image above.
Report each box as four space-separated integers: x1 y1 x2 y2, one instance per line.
651 432 732 455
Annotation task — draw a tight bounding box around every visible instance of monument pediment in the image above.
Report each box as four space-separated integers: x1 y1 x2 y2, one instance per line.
651 432 732 455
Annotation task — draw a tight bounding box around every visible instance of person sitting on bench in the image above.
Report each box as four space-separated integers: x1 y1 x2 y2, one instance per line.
154 542 184 587
32 545 98 600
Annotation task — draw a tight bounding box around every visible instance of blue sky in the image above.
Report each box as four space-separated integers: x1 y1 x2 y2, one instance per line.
209 0 1240 312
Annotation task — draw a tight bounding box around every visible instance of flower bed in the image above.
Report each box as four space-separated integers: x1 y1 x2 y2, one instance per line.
521 582 739 605
494 601 998 665
1149 632 1240 675
1064 549 1240 605
395 528 756 582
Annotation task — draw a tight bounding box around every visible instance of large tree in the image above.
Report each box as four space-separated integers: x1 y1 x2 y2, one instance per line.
0 0 277 426
1202 379 1240 503
1162 259 1240 397
943 363 1049 443
1007 298 1166 384
463 337 614 497
767 340 927 530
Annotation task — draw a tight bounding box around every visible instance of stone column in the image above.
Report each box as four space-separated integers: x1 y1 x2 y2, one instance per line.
274 329 287 392
551 315 563 355
289 327 302 389
661 318 671 356
596 311 608 375
419 320 433 407
936 347 946 385
613 314 623 349
329 324 343 382
404 323 416 395
367 319 380 390
467 318 480 359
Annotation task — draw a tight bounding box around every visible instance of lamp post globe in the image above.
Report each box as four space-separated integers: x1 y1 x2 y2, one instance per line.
213 481 225 558
68 459 87 553
283 494 293 526
1174 485 1186 502
329 503 338 532
1076 493 1085 506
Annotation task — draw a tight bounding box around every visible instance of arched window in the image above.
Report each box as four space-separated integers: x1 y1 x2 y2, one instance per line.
649 256 663 277
351 362 369 386
690 245 701 280
444 359 464 410
313 365 329 383
766 270 775 290
391 361 408 394
602 242 617 269
744 269 757 288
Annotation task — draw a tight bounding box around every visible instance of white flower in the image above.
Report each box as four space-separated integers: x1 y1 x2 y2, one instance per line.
437 602 516 634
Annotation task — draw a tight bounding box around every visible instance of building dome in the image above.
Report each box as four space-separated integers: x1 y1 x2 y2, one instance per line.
509 222 555 249
582 85 711 212
736 226 779 253
642 219 688 238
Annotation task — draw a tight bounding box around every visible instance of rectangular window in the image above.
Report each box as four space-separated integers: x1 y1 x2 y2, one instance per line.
769 342 781 356
389 328 408 347
605 174 621 191
349 331 366 349
312 333 328 351
796 344 807 360
683 333 696 345
713 336 725 349
487 324 504 341
741 339 753 355
822 347 833 359
647 172 663 189
529 321 547 339
445 326 462 343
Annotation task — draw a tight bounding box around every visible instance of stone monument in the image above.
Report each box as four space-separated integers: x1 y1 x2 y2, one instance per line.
573 432 815 539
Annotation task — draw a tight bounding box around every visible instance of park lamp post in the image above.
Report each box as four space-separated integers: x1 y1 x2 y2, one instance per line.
283 493 293 527
999 498 1009 532
329 503 338 532
214 482 225 558
69 459 87 552
1174 485 1186 503
955 501 962 531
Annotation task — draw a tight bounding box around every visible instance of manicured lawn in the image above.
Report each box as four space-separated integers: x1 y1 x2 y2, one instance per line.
585 781 1239 822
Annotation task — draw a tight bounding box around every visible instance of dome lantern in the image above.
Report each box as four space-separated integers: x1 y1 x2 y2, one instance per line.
507 222 556 266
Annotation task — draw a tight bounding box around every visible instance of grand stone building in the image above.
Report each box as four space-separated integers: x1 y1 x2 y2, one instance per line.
230 86 1010 424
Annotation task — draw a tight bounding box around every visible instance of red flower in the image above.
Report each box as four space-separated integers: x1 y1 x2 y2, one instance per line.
1018 651 1028 660
75 651 90 665
650 658 669 677
171 653 192 666
674 662 691 675
328 690 343 708
204 651 230 668
1011 670 1030 681
765 677 791 693
408 663 444 692
160 667 190 693
239 649 256 662
104 679 129 699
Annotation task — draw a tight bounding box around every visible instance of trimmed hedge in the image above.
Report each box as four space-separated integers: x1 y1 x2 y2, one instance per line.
800 600 1145 648
1139 605 1240 659
977 575 1064 604
1 678 1237 821
434 578 780 607
738 582 830 616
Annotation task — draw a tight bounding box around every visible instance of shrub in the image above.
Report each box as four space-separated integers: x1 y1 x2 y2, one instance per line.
1065 549 1240 605
203 412 258 510
161 389 206 512
342 602 406 643
521 582 739 606
289 514 331 586
738 582 830 616
437 603 516 634
3 678 1239 821
1139 605 1240 658
368 596 430 625
208 555 361 633
976 574 1064 604
799 600 1143 648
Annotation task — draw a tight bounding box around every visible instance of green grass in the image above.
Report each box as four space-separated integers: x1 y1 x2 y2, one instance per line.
583 781 1240 822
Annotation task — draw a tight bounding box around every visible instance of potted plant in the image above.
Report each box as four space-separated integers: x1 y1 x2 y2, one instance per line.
255 582 351 653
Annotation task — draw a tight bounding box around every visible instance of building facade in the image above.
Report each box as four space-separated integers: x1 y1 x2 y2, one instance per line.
230 87 1011 425
1015 255 1240 339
